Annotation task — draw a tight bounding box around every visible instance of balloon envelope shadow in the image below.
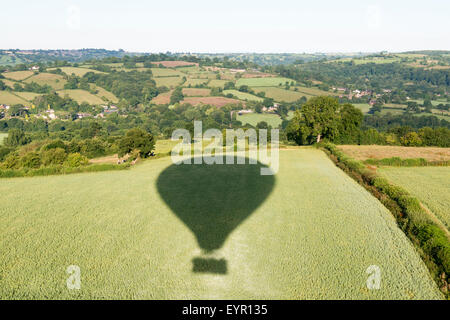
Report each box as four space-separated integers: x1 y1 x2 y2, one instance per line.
156 156 275 274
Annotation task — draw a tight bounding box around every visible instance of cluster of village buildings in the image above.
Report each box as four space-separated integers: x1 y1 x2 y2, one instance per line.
332 87 393 105
0 104 118 121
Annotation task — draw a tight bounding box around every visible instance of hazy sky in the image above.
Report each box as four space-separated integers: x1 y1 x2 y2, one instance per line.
2 0 449 53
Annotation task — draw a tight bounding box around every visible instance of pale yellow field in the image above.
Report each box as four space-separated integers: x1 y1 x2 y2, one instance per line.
184 78 209 87
338 145 450 162
151 68 185 77
90 85 119 103
153 77 183 88
208 79 228 88
1 79 16 89
1 71 34 81
57 89 106 105
24 73 67 90
14 92 43 102
0 91 27 105
253 87 310 102
49 67 104 77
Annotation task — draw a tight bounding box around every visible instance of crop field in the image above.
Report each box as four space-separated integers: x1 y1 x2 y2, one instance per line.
295 86 336 97
151 68 185 77
182 88 211 97
181 97 243 108
1 71 34 81
0 91 27 105
337 145 450 162
379 167 450 230
153 76 183 88
187 72 217 80
330 57 401 65
14 91 43 102
208 80 228 88
90 85 118 103
236 77 296 87
151 61 198 68
252 87 309 102
151 91 173 105
176 66 201 73
237 113 282 128
0 149 442 299
380 108 405 115
353 103 371 114
184 78 209 87
50 67 104 77
0 132 7 145
57 89 105 105
223 90 263 102
1 79 16 89
24 73 67 90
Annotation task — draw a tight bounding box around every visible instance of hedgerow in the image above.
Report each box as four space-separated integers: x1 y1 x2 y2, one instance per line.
321 142 450 297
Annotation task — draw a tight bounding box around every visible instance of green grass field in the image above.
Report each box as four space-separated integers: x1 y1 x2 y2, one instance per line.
0 132 7 145
379 167 450 230
237 77 295 87
0 149 442 299
237 113 283 128
252 87 309 102
223 90 263 102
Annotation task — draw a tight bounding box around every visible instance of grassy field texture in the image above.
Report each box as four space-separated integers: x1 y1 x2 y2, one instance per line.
0 149 441 299
184 78 209 87
338 145 450 162
237 113 283 128
14 92 43 102
223 90 263 102
24 73 67 90
153 77 183 88
1 71 34 81
379 167 450 230
237 77 295 87
0 132 7 145
90 85 118 103
0 91 27 105
252 87 309 102
57 89 105 105
50 67 104 77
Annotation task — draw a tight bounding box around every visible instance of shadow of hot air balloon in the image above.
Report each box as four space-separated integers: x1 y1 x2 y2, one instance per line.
156 156 275 274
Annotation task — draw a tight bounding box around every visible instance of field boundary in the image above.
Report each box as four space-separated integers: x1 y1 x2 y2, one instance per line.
0 163 130 179
364 157 450 167
320 143 449 298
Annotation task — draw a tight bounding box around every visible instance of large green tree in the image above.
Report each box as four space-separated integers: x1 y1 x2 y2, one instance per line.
287 96 340 144
4 128 31 147
118 128 155 158
286 97 363 145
